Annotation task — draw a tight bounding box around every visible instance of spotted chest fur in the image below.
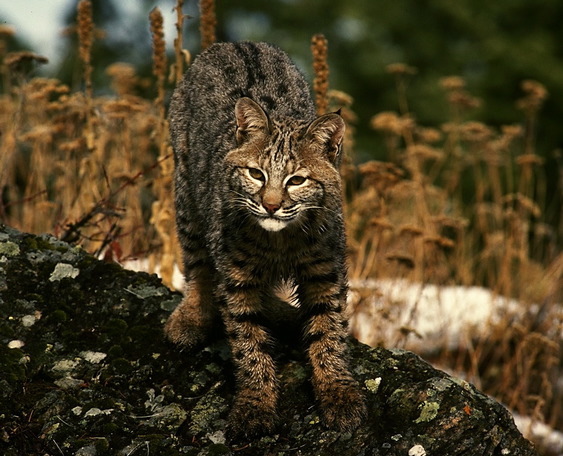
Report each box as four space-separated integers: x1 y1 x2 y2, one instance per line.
165 41 366 440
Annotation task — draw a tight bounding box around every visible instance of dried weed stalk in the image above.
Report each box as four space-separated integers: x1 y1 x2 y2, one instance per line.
172 0 191 84
347 67 561 429
77 0 94 101
311 34 329 115
199 0 216 50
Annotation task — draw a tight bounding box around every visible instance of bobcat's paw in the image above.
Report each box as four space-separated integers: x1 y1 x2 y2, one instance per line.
164 307 208 350
318 379 367 432
226 396 277 441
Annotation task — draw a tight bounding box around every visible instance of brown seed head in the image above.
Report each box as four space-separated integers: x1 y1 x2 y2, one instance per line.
517 79 548 113
371 112 413 136
199 0 217 50
516 153 544 167
311 34 330 115
77 0 93 66
459 121 493 143
0 25 16 37
439 76 466 91
149 8 166 83
386 63 417 76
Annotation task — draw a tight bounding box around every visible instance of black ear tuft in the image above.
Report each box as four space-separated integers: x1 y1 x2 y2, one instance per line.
234 97 270 145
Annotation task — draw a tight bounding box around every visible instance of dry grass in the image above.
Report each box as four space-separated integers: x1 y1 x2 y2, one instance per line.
0 0 561 441
340 63 562 435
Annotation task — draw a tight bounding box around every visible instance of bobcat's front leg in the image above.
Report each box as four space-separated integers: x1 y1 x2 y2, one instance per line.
165 212 219 349
164 276 217 349
298 271 367 432
221 279 279 440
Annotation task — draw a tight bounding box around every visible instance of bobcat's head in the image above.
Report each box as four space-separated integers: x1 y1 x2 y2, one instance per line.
225 97 345 232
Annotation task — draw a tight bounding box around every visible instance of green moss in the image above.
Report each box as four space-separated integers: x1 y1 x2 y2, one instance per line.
108 345 124 358
206 443 231 454
129 324 162 342
111 358 133 375
92 437 110 452
51 309 68 322
0 346 27 382
205 363 221 375
102 422 120 434
0 321 15 338
103 318 129 336
23 235 59 251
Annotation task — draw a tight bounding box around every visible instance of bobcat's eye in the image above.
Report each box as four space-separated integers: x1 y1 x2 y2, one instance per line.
286 175 307 186
247 167 265 182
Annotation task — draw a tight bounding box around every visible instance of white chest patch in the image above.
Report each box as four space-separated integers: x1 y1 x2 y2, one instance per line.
274 278 300 308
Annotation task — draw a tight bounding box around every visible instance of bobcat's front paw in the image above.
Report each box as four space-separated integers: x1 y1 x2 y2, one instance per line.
318 379 367 432
226 395 277 441
164 303 209 350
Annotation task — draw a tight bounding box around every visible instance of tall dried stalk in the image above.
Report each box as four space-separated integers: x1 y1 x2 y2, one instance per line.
77 0 94 150
150 7 166 117
149 7 177 287
199 0 216 50
172 0 190 84
311 34 329 116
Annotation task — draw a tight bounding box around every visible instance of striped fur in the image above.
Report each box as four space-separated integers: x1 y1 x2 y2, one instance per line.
165 42 366 439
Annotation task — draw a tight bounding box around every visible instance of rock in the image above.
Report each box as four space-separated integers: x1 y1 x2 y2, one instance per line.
0 224 538 455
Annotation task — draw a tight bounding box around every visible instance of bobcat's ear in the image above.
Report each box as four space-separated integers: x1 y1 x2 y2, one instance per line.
305 112 345 166
234 97 270 145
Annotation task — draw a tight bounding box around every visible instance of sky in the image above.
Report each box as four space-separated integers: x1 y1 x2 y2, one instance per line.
0 0 70 68
0 0 180 70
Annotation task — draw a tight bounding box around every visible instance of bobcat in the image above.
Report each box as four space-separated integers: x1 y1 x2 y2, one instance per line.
165 41 366 439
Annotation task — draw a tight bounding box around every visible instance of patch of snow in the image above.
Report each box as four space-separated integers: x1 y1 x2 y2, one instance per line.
122 258 184 290
349 278 525 352
513 414 563 456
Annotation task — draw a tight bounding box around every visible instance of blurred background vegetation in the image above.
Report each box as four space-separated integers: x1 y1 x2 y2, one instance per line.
3 0 561 231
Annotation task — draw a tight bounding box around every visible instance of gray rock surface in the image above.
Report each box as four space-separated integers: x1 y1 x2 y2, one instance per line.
0 224 538 455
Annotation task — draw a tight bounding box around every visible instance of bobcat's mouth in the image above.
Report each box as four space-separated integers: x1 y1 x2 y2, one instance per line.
258 216 289 232
242 198 300 231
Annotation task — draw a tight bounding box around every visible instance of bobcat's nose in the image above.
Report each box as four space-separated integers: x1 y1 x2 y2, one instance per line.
262 201 281 214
